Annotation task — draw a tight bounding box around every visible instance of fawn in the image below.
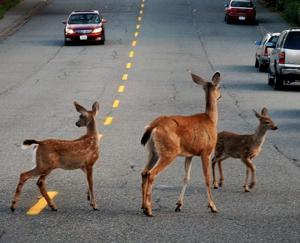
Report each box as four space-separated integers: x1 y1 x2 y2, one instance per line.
11 101 102 212
140 71 222 216
212 107 278 192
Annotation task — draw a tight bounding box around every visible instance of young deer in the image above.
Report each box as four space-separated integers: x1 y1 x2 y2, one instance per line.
11 101 102 212
140 71 222 217
212 108 278 192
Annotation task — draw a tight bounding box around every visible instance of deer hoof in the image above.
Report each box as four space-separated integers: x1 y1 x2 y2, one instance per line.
244 186 250 192
249 182 255 189
143 208 153 217
10 207 15 212
51 207 58 212
208 205 218 213
175 203 182 212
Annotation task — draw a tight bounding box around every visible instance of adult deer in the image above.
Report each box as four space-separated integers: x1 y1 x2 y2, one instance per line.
11 101 102 212
212 107 278 192
140 71 222 216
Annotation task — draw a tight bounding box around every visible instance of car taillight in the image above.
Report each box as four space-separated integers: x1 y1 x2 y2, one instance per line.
279 52 285 64
263 47 268 56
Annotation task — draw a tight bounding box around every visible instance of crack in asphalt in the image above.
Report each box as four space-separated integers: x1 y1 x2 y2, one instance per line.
273 144 300 168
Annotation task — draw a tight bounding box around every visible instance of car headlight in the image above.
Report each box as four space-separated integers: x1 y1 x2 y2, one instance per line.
66 28 74 34
92 27 102 33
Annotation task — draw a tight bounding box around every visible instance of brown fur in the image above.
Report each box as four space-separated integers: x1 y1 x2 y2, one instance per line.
141 71 222 216
11 101 102 212
212 107 278 192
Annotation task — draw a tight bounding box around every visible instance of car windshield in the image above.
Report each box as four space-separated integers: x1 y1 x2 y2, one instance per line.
231 1 254 7
269 36 279 45
68 14 100 24
284 32 300 50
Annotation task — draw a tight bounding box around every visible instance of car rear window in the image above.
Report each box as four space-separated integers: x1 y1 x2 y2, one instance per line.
231 1 254 8
284 32 300 50
269 36 279 45
69 14 100 24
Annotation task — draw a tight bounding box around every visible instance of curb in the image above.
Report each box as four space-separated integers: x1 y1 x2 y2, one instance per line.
0 0 48 37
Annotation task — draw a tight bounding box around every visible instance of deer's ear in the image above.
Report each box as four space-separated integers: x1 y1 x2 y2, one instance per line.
188 70 207 86
74 101 88 115
261 107 268 116
253 109 261 118
92 101 100 115
211 71 221 87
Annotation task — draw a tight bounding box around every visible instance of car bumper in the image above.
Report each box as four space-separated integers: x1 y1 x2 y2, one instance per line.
279 66 300 80
65 32 104 42
227 14 255 21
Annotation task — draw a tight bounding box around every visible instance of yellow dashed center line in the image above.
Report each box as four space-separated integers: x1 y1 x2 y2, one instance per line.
122 73 128 81
138 16 142 21
132 40 137 47
129 51 135 58
27 191 58 216
112 100 120 108
134 32 139 37
136 24 140 30
104 116 113 125
141 3 145 8
140 10 143 15
126 62 132 69
118 85 125 93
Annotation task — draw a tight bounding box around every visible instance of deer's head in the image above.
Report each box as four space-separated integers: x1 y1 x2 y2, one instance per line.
189 70 221 101
74 101 99 128
254 107 278 130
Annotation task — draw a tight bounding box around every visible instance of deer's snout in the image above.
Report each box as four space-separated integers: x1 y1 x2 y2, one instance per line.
75 121 82 127
272 126 278 130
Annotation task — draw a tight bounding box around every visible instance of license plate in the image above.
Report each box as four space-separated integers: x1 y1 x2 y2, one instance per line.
80 35 88 40
239 16 246 20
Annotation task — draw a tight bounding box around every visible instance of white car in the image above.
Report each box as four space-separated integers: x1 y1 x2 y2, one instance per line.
255 32 280 72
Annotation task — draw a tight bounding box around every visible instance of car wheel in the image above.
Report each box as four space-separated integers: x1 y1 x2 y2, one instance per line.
258 63 266 72
226 15 231 24
268 69 274 86
274 73 284 90
255 58 259 68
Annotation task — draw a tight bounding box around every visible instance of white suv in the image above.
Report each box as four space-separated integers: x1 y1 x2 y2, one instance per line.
268 28 300 90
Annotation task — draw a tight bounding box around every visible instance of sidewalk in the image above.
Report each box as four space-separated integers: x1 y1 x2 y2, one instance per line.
0 0 47 37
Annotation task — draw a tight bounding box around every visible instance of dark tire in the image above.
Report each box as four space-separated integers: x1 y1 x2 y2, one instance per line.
274 73 283 90
255 58 259 68
225 15 231 24
268 72 274 85
258 63 266 72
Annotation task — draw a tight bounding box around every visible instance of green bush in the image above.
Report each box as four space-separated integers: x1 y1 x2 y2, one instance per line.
0 0 20 19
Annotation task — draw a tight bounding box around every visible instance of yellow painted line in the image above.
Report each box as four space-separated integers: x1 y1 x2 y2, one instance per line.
132 40 137 47
138 16 142 21
126 62 132 69
27 191 58 216
136 24 141 30
134 31 139 37
104 116 113 125
129 51 135 58
112 100 120 108
118 85 125 93
141 3 145 8
122 73 128 81
140 10 143 15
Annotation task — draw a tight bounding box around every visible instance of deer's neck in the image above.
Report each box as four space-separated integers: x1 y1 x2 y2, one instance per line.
253 124 267 146
205 90 218 124
86 119 98 136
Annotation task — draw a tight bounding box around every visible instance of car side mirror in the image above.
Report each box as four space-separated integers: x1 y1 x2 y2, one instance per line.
255 40 261 46
265 42 275 48
224 3 229 7
62 21 67 24
102 19 107 24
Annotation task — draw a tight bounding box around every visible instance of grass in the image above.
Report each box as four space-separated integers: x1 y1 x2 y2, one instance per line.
0 0 21 20
260 0 300 26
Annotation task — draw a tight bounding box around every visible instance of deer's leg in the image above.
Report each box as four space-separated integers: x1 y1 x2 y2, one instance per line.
144 155 176 217
86 166 97 210
37 174 57 211
242 158 256 191
212 155 228 189
212 156 219 189
141 142 158 211
11 168 41 212
175 157 192 212
201 153 218 213
244 167 250 192
218 160 225 188
81 167 90 201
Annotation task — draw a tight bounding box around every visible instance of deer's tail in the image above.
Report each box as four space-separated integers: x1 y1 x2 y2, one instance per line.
22 139 40 150
141 126 154 146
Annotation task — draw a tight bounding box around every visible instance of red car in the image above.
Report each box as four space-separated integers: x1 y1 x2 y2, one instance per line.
63 10 107 45
224 0 256 25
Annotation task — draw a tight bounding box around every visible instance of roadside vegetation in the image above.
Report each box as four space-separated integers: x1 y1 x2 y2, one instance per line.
0 0 20 19
262 0 300 25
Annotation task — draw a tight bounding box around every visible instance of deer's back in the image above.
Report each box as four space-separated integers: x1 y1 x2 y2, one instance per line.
36 136 99 170
150 114 217 156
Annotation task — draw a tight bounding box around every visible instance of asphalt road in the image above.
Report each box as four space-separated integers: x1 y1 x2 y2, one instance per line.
0 0 299 242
